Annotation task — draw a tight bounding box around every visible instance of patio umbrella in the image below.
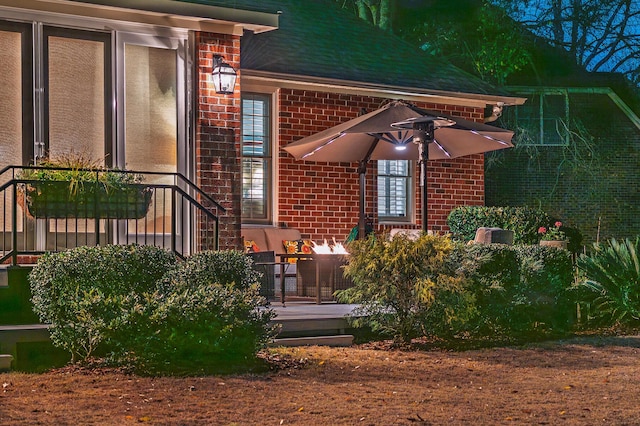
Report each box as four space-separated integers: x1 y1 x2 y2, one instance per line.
282 101 514 237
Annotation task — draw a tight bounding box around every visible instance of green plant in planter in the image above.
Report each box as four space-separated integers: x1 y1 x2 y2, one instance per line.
18 153 152 219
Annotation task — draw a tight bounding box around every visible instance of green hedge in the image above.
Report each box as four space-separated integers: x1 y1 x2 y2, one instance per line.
29 245 275 375
339 233 576 343
456 243 575 338
447 206 549 244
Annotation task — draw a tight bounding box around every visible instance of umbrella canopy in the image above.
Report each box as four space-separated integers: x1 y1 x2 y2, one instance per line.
282 101 514 237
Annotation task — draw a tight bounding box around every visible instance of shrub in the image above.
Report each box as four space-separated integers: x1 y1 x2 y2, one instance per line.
30 246 275 374
447 206 549 244
29 245 178 362
577 237 640 326
454 243 575 338
127 250 277 375
452 243 519 335
510 245 576 335
336 234 475 344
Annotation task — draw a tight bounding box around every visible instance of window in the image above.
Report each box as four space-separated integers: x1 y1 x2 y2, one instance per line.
241 93 272 222
511 90 569 146
377 160 411 221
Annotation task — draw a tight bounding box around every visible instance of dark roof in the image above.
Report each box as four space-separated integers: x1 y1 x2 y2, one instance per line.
182 0 510 96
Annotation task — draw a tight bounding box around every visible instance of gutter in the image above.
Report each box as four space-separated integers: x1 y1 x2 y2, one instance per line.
242 70 527 110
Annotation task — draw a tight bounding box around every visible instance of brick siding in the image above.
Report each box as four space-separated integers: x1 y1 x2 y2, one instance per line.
194 32 242 250
193 42 487 250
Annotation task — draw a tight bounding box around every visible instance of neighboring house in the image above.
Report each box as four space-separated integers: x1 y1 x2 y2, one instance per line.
0 0 523 255
486 47 640 243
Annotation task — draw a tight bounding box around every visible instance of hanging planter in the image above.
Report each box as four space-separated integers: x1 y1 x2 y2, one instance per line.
21 181 152 219
18 154 152 219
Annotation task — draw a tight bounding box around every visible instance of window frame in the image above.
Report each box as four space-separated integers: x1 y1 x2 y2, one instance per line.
376 159 413 223
511 88 570 147
241 92 274 224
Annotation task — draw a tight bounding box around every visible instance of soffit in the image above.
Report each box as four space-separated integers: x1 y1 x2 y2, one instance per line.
0 0 278 34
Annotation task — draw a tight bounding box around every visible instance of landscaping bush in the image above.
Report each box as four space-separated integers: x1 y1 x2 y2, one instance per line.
336 234 476 344
452 243 520 336
510 245 576 335
447 206 549 244
29 246 275 375
128 250 277 375
29 244 178 362
577 237 640 326
451 243 575 339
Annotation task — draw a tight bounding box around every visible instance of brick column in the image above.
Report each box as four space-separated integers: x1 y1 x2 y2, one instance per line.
194 32 242 251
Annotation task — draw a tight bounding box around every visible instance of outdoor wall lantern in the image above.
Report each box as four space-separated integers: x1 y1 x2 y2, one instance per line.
212 55 237 94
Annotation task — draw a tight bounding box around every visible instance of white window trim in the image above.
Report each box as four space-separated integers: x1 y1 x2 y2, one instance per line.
377 159 415 225
240 85 279 225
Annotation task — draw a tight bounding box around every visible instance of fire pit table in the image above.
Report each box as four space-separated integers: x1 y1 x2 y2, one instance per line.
279 253 352 304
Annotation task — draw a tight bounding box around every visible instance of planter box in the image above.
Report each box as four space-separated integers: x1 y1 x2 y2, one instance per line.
540 240 568 249
21 181 152 219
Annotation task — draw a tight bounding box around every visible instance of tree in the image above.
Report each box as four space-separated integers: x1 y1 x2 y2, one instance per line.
335 0 396 32
492 0 640 86
335 0 531 85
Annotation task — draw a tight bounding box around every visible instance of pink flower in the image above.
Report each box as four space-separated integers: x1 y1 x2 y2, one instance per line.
554 221 563 228
538 227 547 234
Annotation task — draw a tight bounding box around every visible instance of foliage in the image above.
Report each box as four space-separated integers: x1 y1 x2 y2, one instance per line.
491 0 640 88
18 151 145 196
577 237 640 326
539 221 567 241
29 246 275 374
335 0 396 32
398 1 530 85
336 233 475 344
455 243 575 338
447 206 549 244
29 245 178 362
129 250 276 375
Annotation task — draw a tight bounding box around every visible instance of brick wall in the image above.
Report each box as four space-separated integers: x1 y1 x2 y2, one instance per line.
486 91 640 244
194 32 242 250
278 90 486 242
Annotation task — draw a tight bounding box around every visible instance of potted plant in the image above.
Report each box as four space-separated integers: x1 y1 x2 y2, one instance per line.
17 153 152 219
538 221 568 249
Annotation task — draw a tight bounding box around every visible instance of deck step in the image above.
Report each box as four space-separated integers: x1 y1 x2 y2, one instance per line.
0 354 13 370
271 334 354 347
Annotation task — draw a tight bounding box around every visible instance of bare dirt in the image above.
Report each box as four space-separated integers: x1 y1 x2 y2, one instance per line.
2 336 640 425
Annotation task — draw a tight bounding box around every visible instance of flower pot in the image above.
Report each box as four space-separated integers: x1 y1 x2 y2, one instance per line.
21 181 152 219
540 240 568 249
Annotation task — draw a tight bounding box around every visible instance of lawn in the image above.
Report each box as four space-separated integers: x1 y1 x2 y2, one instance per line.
2 336 640 425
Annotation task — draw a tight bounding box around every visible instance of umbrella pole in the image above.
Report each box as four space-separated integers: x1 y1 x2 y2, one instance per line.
358 160 366 239
358 139 380 239
421 122 434 234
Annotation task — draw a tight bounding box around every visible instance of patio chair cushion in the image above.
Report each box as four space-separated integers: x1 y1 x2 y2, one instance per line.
264 228 302 255
241 228 269 253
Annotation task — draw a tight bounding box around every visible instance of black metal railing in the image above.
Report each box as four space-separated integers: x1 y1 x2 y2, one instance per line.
0 165 225 265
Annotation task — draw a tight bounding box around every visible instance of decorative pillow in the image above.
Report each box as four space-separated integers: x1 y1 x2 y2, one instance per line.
283 239 313 262
244 240 260 253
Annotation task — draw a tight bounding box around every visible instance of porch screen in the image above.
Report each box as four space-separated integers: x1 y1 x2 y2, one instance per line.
124 44 177 232
47 35 105 160
0 28 25 231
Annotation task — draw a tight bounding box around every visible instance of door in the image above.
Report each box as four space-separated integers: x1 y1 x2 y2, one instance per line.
116 33 186 244
0 21 32 243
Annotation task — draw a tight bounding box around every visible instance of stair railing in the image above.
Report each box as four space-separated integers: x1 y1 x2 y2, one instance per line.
0 165 225 265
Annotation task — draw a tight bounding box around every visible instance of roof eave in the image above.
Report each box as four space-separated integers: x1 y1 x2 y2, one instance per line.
0 0 279 34
242 70 526 108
